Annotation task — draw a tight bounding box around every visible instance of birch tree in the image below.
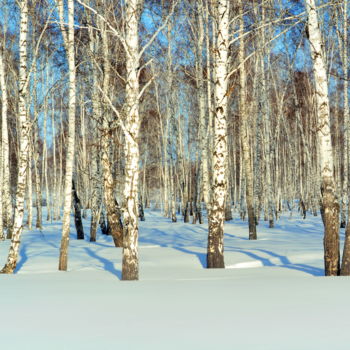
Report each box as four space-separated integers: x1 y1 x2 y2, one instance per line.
239 0 257 240
305 0 339 276
57 0 77 271
1 0 30 273
0 45 6 240
207 0 229 269
0 35 12 235
121 0 144 280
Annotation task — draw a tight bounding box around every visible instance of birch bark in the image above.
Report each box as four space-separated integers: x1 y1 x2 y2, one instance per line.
340 0 350 275
97 18 124 247
1 0 30 273
306 0 339 276
0 41 12 233
207 0 229 268
58 0 76 271
196 0 210 208
32 63 43 229
122 0 143 280
239 0 257 240
26 149 32 229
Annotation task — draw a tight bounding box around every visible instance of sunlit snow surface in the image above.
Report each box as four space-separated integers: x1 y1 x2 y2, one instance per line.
1 209 349 350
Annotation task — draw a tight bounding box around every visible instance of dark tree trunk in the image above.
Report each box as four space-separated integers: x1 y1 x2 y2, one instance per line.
340 220 346 229
248 205 257 239
99 210 108 235
225 201 232 221
139 197 145 221
72 180 84 240
184 202 190 223
197 205 203 224
300 200 307 219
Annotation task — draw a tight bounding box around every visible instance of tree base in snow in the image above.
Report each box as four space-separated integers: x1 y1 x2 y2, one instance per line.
122 264 139 280
207 253 225 268
0 264 15 274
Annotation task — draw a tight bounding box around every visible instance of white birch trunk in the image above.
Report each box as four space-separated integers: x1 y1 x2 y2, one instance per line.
196 0 210 208
339 1 349 228
31 63 43 229
58 0 76 271
305 0 339 276
0 42 12 233
122 0 143 280
207 0 229 268
1 0 30 273
52 100 58 220
340 0 350 275
205 0 214 207
42 96 51 221
99 19 123 247
239 0 257 239
26 149 32 229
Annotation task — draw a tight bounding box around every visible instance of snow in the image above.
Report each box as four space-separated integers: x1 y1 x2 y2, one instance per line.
1 209 350 349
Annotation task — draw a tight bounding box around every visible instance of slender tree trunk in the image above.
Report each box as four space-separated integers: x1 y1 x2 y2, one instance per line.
341 1 349 229
42 96 51 221
90 153 102 242
31 63 43 229
99 19 123 247
0 41 12 234
239 0 256 239
207 0 229 269
58 0 76 271
72 179 84 240
0 106 3 240
26 149 32 229
340 0 350 275
306 0 339 276
122 0 143 281
196 0 210 208
1 0 29 273
0 45 6 239
52 100 58 220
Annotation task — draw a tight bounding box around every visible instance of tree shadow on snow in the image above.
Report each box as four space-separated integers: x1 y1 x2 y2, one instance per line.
139 228 207 268
15 244 29 273
140 228 323 275
84 247 122 279
229 247 324 276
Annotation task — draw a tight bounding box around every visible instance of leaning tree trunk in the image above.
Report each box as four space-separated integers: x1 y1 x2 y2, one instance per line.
57 0 76 271
306 0 339 276
1 0 29 273
207 0 229 269
122 0 143 281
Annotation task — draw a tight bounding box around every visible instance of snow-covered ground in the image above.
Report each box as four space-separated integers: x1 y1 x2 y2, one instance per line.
1 209 349 350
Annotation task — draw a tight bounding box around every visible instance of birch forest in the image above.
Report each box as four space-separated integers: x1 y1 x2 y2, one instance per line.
1 0 350 280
